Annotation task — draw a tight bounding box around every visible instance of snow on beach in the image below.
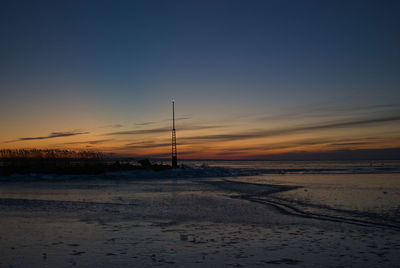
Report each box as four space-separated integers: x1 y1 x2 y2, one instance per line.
2 159 400 181
1 160 400 267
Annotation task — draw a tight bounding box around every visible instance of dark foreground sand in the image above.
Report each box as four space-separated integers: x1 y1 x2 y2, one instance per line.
0 177 399 267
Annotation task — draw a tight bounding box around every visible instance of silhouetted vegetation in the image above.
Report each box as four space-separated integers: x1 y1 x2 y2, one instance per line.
0 149 104 160
0 149 171 176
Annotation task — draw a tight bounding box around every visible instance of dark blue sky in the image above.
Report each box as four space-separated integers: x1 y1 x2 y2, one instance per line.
1 0 399 158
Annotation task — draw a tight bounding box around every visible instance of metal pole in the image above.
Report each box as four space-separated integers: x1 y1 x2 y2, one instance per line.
173 100 175 130
171 99 178 168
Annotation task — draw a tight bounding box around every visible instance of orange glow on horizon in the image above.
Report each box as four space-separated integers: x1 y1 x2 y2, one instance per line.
1 105 400 159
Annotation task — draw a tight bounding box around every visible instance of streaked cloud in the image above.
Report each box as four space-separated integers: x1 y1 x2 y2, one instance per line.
63 139 114 145
103 124 124 128
258 103 400 121
105 126 171 136
176 116 192 121
135 122 155 126
217 137 387 153
134 116 192 126
181 115 400 143
8 130 89 143
249 148 400 161
105 124 225 136
124 140 195 149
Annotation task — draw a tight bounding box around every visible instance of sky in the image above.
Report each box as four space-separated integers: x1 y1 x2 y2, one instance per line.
1 0 400 159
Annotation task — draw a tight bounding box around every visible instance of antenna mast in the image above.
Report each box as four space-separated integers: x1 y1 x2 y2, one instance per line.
171 99 178 168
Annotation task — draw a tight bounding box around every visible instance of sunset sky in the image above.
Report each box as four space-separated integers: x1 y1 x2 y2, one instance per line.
1 0 399 159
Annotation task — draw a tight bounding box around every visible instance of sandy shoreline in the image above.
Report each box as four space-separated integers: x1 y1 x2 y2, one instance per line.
1 177 399 267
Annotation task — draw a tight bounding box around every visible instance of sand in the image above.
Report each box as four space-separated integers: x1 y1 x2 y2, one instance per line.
0 177 399 267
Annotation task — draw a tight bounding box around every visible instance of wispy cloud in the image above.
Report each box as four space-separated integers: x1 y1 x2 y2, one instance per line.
134 116 193 127
135 121 155 126
258 103 400 121
105 124 224 136
207 137 400 159
181 115 400 143
103 124 124 128
63 139 114 145
161 115 192 122
106 126 171 136
328 142 372 147
123 139 195 149
176 116 192 121
8 130 89 143
124 143 171 149
215 136 386 154
248 148 400 161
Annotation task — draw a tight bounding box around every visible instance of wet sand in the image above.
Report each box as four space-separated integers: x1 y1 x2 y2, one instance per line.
1 177 399 267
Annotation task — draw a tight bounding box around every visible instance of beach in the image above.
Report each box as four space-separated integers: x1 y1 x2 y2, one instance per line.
1 161 400 267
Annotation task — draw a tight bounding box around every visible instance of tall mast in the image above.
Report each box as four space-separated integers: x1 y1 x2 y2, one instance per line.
173 100 175 130
171 99 178 168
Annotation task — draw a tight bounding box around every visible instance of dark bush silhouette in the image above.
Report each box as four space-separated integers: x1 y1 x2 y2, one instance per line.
0 149 171 176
